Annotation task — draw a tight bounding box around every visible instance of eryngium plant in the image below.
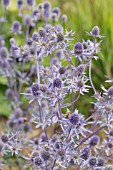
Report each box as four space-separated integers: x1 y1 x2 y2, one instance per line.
0 1 113 170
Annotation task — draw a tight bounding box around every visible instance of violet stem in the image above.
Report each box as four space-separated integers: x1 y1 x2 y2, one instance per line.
75 125 106 150
67 126 72 142
36 57 48 140
36 58 42 121
46 161 48 170
72 57 78 111
85 111 97 122
52 159 56 169
56 94 65 130
17 59 25 100
18 8 22 17
64 51 74 69
89 114 101 131
72 93 75 112
13 56 18 101
62 93 80 108
57 95 62 119
89 37 97 94
24 61 33 79
50 54 53 77
36 59 40 85
36 59 43 120
103 156 113 161
44 127 48 140
105 153 113 158
77 160 83 170
4 69 12 88
89 58 96 94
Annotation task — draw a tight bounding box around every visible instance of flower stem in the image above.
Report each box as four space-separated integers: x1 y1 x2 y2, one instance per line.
36 56 48 140
36 59 40 85
89 58 96 94
50 54 53 77
17 59 25 101
75 125 106 150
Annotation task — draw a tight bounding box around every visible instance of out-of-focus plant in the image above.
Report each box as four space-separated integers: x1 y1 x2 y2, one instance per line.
1 0 113 116
1 0 113 170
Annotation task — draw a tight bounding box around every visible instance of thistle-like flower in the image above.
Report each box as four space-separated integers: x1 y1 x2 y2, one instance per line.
11 21 22 34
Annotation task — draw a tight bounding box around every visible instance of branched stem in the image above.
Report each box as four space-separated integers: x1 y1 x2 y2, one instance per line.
36 59 40 85
56 94 65 130
77 160 83 170
75 125 106 150
89 36 97 94
50 54 53 77
89 58 96 94
36 56 48 140
51 159 56 169
17 59 25 101
62 93 80 108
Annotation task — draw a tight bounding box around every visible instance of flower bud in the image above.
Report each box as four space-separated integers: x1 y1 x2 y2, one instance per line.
55 50 63 58
89 157 97 167
2 0 10 6
17 0 23 8
89 135 100 146
43 1 51 10
34 156 42 166
69 112 80 126
52 7 60 17
26 38 33 46
24 15 32 26
59 67 65 75
26 0 35 6
32 83 40 96
91 26 100 37
57 32 64 42
5 88 14 98
51 13 58 21
0 47 8 59
53 78 62 88
109 130 113 137
24 123 31 133
11 21 21 33
74 42 83 55
80 147 90 160
40 150 50 161
97 158 105 167
38 28 46 38
1 134 8 143
32 32 38 41
61 14 67 23
76 64 85 74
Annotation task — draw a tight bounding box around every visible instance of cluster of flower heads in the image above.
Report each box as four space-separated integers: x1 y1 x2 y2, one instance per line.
0 0 113 170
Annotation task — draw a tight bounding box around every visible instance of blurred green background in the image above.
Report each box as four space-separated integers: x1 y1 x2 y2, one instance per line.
0 0 113 117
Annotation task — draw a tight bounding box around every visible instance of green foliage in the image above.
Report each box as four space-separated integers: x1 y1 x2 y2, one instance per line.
0 85 12 117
